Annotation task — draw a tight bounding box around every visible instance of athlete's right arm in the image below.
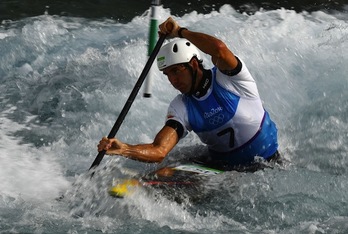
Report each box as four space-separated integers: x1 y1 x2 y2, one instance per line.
97 125 179 163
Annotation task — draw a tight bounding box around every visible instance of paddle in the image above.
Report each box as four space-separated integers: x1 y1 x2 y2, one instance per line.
89 33 167 171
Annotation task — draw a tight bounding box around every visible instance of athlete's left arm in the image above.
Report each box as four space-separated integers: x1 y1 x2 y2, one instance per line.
183 30 238 72
159 17 238 72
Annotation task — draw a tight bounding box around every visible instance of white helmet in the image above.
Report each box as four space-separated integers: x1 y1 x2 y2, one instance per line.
157 39 202 71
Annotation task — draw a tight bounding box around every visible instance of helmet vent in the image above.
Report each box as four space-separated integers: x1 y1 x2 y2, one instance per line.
186 42 191 46
173 44 178 53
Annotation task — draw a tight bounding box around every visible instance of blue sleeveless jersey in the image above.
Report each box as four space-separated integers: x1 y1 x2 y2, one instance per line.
183 67 278 165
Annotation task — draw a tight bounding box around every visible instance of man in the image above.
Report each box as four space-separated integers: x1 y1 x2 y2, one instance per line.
98 17 279 171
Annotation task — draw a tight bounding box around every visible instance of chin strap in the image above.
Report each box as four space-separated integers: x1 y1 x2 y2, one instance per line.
185 64 197 96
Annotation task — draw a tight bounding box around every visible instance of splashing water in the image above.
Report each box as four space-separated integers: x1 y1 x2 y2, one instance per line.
0 4 348 233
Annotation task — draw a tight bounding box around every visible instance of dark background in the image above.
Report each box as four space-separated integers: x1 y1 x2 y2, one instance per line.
0 0 347 22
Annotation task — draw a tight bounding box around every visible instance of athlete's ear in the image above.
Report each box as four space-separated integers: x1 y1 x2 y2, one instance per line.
191 58 199 70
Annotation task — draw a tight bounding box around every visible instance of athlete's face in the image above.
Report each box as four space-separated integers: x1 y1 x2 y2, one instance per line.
163 64 192 94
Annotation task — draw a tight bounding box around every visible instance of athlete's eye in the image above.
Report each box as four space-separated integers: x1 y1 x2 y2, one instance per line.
172 68 181 75
163 65 187 77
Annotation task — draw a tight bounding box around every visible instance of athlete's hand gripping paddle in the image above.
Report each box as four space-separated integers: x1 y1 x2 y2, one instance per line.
89 34 167 171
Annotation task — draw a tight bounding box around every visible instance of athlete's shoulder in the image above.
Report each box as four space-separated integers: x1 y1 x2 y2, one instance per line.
167 94 191 134
168 94 187 115
213 57 260 98
170 94 185 105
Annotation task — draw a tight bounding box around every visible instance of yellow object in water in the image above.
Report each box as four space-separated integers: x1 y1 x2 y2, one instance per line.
108 179 140 198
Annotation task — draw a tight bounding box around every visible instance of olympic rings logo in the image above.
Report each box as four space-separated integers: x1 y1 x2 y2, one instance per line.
209 113 225 125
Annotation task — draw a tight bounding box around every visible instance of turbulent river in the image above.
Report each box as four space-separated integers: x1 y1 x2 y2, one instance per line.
0 4 347 233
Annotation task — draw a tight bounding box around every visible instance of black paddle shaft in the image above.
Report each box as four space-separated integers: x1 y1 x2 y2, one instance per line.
89 34 166 170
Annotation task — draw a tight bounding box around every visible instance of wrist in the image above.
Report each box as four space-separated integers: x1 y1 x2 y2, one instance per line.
178 27 188 38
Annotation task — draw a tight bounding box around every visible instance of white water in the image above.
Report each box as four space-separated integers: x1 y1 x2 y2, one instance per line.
0 5 347 233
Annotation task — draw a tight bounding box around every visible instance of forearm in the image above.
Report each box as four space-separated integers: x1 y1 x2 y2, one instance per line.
113 143 167 163
105 126 179 163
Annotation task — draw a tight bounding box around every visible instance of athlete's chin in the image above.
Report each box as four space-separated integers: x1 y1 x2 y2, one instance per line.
180 89 190 94
175 86 189 94
174 87 185 94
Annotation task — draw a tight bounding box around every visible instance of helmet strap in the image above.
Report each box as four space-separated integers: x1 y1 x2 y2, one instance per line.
184 63 197 96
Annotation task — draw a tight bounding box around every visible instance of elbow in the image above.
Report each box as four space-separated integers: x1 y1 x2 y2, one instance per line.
214 40 230 60
209 39 230 60
146 144 168 163
154 150 167 162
